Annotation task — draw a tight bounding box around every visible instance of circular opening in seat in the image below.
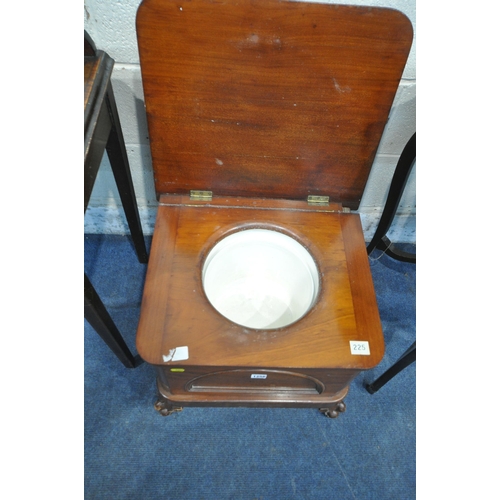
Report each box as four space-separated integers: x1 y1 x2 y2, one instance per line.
202 228 320 330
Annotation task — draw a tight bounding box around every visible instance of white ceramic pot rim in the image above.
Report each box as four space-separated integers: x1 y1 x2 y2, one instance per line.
202 228 320 330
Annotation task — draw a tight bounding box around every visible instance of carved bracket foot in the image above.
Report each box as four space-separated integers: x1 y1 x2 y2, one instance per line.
154 397 183 417
319 401 346 419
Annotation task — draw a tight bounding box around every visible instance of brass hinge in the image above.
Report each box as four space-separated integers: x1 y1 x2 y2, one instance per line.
190 190 213 201
342 207 351 213
307 195 329 206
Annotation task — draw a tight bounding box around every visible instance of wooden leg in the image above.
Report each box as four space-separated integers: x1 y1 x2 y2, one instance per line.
105 82 149 264
84 273 142 369
365 342 416 394
319 400 347 419
154 391 183 417
366 132 416 263
373 236 416 263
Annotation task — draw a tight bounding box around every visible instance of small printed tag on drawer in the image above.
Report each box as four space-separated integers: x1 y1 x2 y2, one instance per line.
350 341 370 355
251 374 267 379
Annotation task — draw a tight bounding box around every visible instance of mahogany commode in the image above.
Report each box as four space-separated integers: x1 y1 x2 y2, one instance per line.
135 0 413 418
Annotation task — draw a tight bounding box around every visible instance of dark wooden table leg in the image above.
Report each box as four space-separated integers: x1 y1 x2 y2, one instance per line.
366 133 416 263
377 235 417 263
365 341 416 394
84 273 143 369
105 82 149 264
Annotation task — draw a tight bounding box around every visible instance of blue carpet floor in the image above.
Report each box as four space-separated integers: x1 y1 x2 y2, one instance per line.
84 234 416 500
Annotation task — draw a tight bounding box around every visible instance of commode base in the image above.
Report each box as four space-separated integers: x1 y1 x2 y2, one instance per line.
153 364 359 418
154 378 350 419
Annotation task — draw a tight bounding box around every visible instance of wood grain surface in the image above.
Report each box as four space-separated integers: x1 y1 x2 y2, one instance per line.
136 197 384 370
137 0 413 209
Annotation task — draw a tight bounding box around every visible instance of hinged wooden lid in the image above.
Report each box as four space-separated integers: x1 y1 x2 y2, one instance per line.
137 0 413 210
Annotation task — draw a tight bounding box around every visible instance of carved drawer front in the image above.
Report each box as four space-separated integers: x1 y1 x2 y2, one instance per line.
184 370 325 395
